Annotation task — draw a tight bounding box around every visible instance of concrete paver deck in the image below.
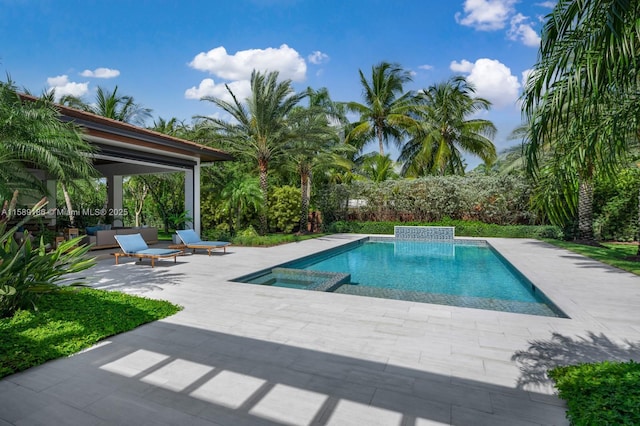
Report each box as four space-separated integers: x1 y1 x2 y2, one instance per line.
1 234 640 425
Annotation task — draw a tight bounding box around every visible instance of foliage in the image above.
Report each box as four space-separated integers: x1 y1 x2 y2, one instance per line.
61 85 152 126
549 360 640 426
0 287 181 377
0 200 95 317
199 70 306 234
269 185 301 233
543 240 640 276
401 76 496 176
0 79 97 199
328 220 562 239
168 210 192 231
230 232 325 247
319 176 536 226
593 168 640 241
345 61 415 156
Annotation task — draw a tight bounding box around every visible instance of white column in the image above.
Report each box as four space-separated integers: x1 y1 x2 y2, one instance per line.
194 162 201 234
184 169 195 231
107 175 124 226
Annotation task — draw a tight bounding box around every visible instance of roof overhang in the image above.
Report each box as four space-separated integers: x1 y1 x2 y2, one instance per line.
19 93 234 168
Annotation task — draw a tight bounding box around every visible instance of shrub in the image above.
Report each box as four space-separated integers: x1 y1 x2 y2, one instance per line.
327 220 562 239
549 360 640 425
270 186 301 233
0 198 95 317
317 176 537 228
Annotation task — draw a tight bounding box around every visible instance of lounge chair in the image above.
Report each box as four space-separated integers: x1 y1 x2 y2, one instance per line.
113 233 182 267
175 229 231 256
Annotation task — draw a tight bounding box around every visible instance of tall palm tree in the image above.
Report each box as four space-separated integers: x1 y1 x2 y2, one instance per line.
0 80 96 216
345 62 416 156
199 70 306 234
285 106 350 232
400 76 497 177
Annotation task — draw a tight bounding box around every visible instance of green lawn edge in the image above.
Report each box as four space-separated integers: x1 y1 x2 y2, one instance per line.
542 239 640 276
0 287 181 378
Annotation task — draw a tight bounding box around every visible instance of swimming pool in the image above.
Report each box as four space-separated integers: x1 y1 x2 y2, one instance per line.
233 238 566 317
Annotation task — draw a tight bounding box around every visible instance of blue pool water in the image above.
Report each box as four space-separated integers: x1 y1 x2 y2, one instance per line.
234 239 565 317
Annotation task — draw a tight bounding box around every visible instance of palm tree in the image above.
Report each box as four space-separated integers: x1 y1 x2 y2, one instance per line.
285 106 350 232
220 175 263 232
199 70 306 234
61 86 152 126
358 153 399 182
151 117 188 137
345 62 416 156
522 1 640 244
0 80 97 219
400 76 497 177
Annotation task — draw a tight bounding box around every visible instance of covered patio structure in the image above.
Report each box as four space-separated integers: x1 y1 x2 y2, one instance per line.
44 104 233 234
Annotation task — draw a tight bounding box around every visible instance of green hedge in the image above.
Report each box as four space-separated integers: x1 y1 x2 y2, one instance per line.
328 220 562 239
549 361 640 425
315 176 538 226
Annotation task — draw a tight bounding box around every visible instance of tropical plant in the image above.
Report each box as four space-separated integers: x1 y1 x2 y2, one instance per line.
284 104 350 232
522 1 640 245
0 196 95 317
0 80 97 224
400 76 497 177
220 175 263 232
199 70 306 234
61 86 152 126
345 62 416 156
358 153 399 182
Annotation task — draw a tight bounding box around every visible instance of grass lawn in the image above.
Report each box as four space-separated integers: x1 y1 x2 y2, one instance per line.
0 288 181 378
544 240 640 276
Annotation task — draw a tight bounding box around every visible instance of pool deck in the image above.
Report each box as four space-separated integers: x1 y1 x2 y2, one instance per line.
2 234 640 425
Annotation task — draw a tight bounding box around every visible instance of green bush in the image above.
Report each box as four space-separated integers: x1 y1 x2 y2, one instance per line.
549 360 640 425
270 185 301 233
327 220 562 239
317 176 537 227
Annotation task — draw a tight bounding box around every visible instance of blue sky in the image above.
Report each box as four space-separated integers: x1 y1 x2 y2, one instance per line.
1 0 555 168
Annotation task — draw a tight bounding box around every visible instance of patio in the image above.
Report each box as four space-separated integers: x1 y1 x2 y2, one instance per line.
1 235 640 425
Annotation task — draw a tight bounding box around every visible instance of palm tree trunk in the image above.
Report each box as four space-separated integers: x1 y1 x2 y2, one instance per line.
61 182 75 226
258 158 269 235
377 125 385 156
637 185 640 256
299 169 310 233
577 179 594 241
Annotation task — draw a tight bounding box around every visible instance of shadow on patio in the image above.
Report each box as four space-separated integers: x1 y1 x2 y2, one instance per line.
3 322 571 425
512 331 640 390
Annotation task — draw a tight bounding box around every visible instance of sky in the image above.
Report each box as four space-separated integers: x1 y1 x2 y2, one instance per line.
0 0 556 169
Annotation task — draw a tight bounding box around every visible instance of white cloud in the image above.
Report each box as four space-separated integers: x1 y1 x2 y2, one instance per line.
46 75 89 99
184 78 252 103
536 1 556 8
308 51 329 65
455 0 517 31
80 67 120 78
188 44 307 82
418 64 433 71
507 13 541 47
449 58 520 109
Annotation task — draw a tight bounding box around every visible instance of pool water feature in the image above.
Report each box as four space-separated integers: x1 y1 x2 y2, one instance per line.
233 238 565 317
